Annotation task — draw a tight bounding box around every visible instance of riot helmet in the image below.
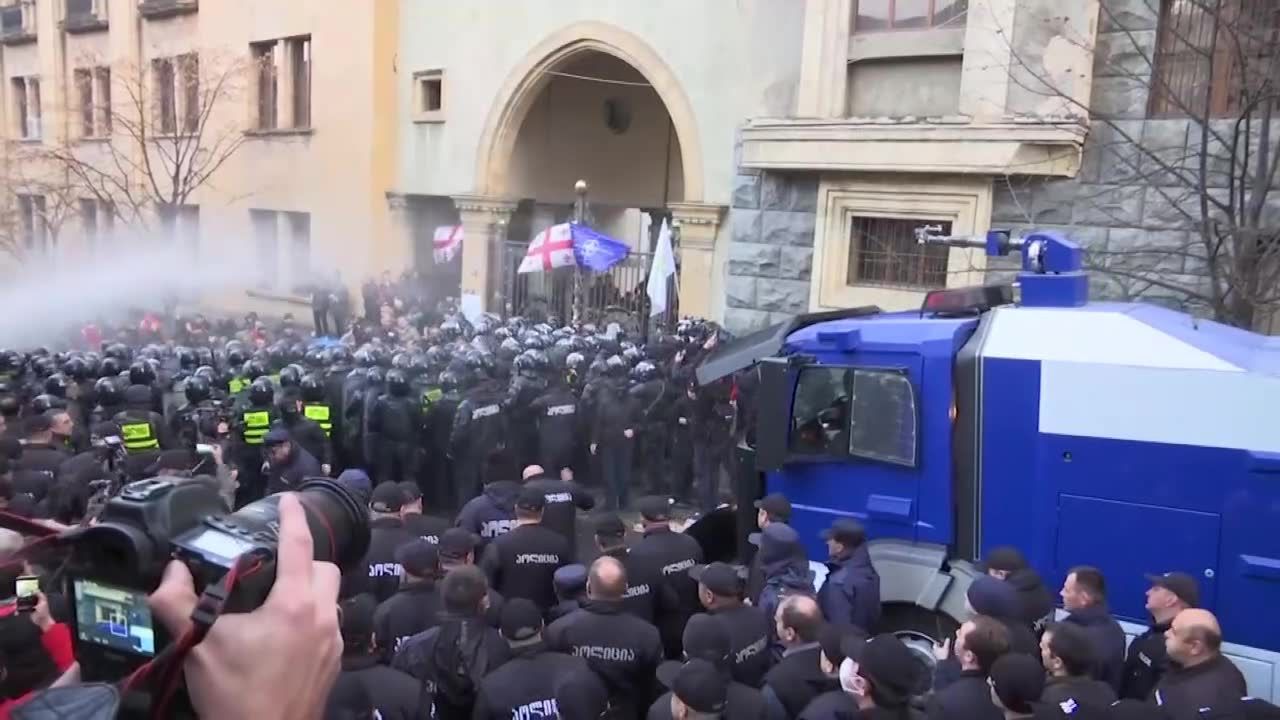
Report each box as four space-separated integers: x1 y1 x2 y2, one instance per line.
605 355 628 378
248 377 275 406
184 376 212 405
386 369 411 397
94 377 122 408
128 361 156 387
44 373 70 398
62 356 89 381
300 374 326 403
631 361 658 383
279 365 302 389
438 371 460 394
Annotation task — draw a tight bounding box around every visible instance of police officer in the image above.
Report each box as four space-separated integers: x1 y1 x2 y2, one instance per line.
504 350 549 470
398 481 450 544
362 482 416 603
89 376 124 427
550 564 588 623
1122 572 1198 700
593 513 673 627
370 369 421 487
262 427 322 495
451 353 509 500
473 598 601 720
692 378 735 513
545 556 664 720
628 360 668 495
340 356 371 469
587 355 638 510
455 468 520 550
629 496 704 658
330 594 421 720
817 517 882 634
233 377 277 506
424 370 462 511
690 562 773 688
522 464 594 562
300 373 334 441
373 539 443 661
479 486 570 614
648 615 768 720
439 527 504 629
529 371 581 479
112 384 171 481
274 388 330 475
359 366 386 482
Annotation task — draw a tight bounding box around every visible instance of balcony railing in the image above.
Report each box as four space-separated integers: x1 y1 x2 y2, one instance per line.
0 3 35 45
138 0 197 20
64 0 108 33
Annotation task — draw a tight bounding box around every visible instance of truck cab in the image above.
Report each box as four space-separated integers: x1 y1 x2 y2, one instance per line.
697 230 1280 700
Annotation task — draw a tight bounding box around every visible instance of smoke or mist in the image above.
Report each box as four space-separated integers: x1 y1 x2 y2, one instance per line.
0 241 247 349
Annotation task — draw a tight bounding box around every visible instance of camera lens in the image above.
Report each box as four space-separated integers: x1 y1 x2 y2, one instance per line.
229 479 370 571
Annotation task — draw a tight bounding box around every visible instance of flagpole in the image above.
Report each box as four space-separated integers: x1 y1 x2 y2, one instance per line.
572 179 588 326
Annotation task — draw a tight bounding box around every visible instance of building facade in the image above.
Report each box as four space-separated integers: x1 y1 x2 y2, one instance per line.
0 0 400 316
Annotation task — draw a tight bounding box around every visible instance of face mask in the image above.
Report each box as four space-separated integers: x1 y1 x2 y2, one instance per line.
839 657 864 695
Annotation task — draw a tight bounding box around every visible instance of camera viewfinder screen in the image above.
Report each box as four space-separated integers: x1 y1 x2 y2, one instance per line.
73 579 156 657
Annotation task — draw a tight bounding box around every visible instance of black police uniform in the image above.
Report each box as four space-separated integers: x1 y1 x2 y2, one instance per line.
234 386 277 506
480 521 571 613
504 365 547 470
529 384 580 475
587 374 637 510
424 384 461 511
523 473 595 562
599 546 673 628
371 374 422 486
340 369 368 468
403 512 450 545
391 617 512 720
363 516 415 603
455 480 520 550
629 521 704 657
359 374 385 480
451 379 508 500
1042 675 1117 716
373 580 442 661
328 655 420 720
648 682 768 720
545 600 664 720
762 643 839 720
925 669 1002 720
472 641 595 720
1121 621 1172 700
628 371 668 495
710 602 773 689
1154 654 1248 720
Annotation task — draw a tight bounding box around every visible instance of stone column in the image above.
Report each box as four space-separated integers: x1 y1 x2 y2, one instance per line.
668 202 725 321
451 195 516 312
796 0 852 118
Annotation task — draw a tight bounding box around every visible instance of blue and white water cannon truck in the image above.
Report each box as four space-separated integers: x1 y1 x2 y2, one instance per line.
696 227 1280 700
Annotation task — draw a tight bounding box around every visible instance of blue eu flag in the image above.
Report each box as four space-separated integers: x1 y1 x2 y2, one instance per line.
570 223 630 272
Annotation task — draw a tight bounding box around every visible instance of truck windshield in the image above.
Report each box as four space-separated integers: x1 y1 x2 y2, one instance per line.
789 365 918 467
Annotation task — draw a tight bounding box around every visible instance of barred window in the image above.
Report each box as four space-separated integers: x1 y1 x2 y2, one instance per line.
1149 0 1280 118
847 216 951 289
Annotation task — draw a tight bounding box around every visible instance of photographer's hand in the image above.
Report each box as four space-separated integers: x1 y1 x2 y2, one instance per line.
149 494 342 720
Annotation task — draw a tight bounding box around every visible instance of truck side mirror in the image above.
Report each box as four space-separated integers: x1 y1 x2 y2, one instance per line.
755 357 799 472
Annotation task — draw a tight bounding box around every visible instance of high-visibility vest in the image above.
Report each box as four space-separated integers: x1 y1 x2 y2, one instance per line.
120 421 159 452
228 377 247 395
303 403 332 437
242 410 271 445
420 386 442 413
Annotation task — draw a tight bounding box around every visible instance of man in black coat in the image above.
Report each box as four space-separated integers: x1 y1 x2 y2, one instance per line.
273 390 331 473
374 539 442 660
546 555 664 720
397 481 450 545
1061 566 1128 693
926 615 1008 720
1155 609 1247 720
360 482 415 603
261 427 323 496
1123 571 1198 700
594 512 675 627
648 614 768 720
327 594 419 720
521 464 594 562
628 496 703 658
691 561 772 688
473 598 603 720
479 485 570 613
1040 621 1118 714
762 595 836 720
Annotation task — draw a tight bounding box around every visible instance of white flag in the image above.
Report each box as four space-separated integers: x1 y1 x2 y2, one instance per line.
517 223 576 274
432 225 463 264
647 219 676 316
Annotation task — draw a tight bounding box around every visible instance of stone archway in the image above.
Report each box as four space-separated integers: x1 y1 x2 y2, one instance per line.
475 21 705 204
456 22 723 317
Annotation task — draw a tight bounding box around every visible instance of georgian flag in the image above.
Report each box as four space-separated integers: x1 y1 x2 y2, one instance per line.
517 223 576 274
433 225 463 264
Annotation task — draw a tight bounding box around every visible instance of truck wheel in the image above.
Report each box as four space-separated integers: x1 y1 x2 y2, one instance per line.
877 602 960 692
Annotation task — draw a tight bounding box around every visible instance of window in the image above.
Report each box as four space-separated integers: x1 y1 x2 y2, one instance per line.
1149 0 1280 118
788 365 919 467
75 69 93 137
74 67 110 138
413 69 445 122
846 216 950 289
16 194 47 252
10 76 40 139
96 68 112 135
252 41 278 130
251 209 279 289
289 36 310 129
153 58 176 134
180 54 199 133
286 211 311 291
853 0 968 32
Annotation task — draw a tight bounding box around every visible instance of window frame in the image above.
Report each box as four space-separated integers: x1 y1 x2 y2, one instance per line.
251 40 279 131
152 57 177 135
288 35 311 129
412 69 446 123
852 0 969 34
786 363 920 468
847 215 953 290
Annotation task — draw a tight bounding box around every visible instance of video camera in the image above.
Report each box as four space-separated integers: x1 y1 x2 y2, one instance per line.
61 476 369 688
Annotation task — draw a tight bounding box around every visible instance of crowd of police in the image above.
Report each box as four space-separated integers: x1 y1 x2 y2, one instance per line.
0 305 1275 720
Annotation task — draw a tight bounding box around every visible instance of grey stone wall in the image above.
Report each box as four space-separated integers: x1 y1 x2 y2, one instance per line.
990 0 1221 312
723 170 819 335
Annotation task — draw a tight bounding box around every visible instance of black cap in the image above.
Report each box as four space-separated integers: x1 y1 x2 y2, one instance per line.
439 528 479 560
397 481 422 503
515 485 546 513
636 495 672 521
757 523 802 567
262 427 291 446
754 493 792 521
821 517 867 547
594 513 626 537
499 598 544 643
394 539 439 578
339 593 377 648
821 624 868 668
658 659 728 714
857 634 922 707
989 653 1045 714
979 546 1028 574
689 562 743 598
23 414 51 435
681 614 730 664
370 482 405 513
1144 571 1200 608
553 564 588 597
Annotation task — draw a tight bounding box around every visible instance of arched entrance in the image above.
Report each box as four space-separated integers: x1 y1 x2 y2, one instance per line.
456 22 722 320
